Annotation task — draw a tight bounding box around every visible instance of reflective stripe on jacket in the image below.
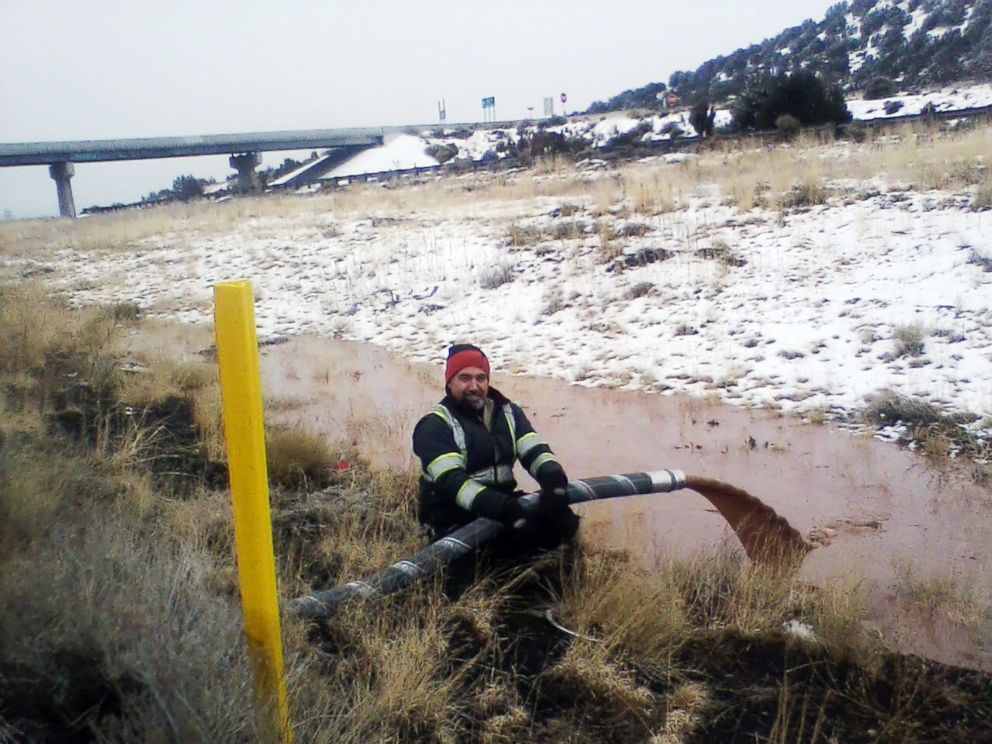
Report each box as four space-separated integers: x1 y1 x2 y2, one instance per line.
412 387 564 529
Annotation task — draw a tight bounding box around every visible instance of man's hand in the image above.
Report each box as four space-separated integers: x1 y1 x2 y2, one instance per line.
499 497 529 530
540 486 569 512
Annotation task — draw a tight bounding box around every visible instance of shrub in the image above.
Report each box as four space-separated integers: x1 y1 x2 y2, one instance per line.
974 177 992 211
845 121 868 143
549 220 586 240
893 324 925 358
864 77 895 99
541 286 566 315
266 427 335 489
523 130 584 157
778 181 826 209
507 223 543 246
732 72 851 131
624 282 655 299
968 246 992 271
689 101 716 137
479 261 514 289
774 114 801 136
608 121 653 147
425 143 459 164
172 174 204 202
617 222 651 238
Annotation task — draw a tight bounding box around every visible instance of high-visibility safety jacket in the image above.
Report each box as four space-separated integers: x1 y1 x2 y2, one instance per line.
412 387 568 533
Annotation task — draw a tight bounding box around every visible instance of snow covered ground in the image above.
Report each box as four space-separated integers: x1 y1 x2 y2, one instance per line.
260 84 992 188
9 140 991 455
4 86 991 457
417 83 992 166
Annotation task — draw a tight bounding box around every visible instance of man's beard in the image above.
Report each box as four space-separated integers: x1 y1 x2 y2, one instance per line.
454 392 486 413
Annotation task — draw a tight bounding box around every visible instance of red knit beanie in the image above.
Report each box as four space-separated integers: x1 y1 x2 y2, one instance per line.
445 344 490 383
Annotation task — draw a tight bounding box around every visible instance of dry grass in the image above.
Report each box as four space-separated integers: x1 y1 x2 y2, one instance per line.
284 595 462 743
558 546 870 662
893 323 926 358
0 284 119 380
117 354 214 405
975 173 992 209
3 123 988 271
1 309 985 743
2 126 986 335
265 427 337 490
861 389 987 467
892 563 984 627
507 222 543 246
4 119 992 737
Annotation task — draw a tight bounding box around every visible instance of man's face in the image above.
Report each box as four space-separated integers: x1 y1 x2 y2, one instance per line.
448 366 489 410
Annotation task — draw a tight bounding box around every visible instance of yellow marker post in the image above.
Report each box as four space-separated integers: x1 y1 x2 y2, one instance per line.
214 281 292 742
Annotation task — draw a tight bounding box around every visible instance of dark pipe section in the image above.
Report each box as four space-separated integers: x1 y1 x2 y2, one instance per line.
290 469 686 620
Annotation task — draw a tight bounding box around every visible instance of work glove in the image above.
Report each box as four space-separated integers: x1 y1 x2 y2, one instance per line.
499 497 530 530
538 463 569 512
537 462 568 491
472 488 532 532
540 486 570 512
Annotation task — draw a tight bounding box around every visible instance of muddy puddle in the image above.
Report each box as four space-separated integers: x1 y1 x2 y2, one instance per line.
136 326 992 670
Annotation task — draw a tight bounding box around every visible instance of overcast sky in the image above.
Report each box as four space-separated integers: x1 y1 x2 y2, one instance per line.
0 0 838 219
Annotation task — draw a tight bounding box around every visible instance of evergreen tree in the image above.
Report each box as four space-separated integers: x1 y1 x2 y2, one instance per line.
732 72 851 131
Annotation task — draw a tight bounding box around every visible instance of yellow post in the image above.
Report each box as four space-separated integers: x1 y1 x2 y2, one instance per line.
214 281 292 742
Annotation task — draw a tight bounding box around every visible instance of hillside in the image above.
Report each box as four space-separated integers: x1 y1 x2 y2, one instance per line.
589 0 992 113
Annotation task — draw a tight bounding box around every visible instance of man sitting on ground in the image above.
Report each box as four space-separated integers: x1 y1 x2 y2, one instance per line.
412 343 579 548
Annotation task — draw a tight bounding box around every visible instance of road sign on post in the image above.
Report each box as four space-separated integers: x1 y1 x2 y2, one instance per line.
482 96 495 123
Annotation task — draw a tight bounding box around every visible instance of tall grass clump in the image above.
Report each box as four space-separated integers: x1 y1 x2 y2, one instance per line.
975 173 992 210
893 323 926 358
558 546 869 662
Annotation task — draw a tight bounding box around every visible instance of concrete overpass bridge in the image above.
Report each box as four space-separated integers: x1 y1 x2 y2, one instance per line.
0 128 387 218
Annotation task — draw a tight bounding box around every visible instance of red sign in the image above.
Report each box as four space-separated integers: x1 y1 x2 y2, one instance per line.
560 92 567 104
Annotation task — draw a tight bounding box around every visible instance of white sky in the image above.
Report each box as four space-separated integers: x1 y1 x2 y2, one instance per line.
0 0 838 218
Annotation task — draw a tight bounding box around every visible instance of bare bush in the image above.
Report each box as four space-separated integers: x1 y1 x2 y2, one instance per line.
624 282 655 300
778 181 826 209
506 223 542 246
893 324 925 358
541 286 566 315
775 114 801 135
974 176 992 210
479 260 515 289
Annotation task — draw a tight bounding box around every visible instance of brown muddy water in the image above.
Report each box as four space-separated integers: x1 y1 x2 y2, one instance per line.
137 326 992 670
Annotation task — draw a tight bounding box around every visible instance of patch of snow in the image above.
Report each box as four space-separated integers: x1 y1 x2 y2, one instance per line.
848 83 992 120
21 155 992 437
904 5 928 38
319 134 440 179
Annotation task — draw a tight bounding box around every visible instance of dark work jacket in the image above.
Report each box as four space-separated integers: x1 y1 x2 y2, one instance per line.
412 386 567 534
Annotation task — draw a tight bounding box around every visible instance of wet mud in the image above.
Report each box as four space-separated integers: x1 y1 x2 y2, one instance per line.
139 326 992 670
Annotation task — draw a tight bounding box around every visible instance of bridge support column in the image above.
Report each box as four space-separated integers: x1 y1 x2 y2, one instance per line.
229 152 260 193
49 161 76 218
